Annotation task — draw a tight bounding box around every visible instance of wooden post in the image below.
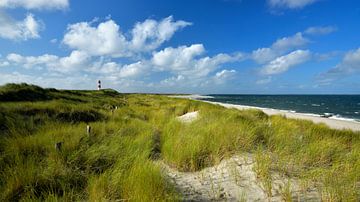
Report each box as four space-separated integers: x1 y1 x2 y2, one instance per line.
55 142 63 151
87 125 91 136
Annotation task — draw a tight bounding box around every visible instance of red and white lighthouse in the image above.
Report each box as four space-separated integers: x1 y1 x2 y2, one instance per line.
97 80 101 90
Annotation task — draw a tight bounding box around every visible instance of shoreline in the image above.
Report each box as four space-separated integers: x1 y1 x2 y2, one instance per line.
171 95 360 132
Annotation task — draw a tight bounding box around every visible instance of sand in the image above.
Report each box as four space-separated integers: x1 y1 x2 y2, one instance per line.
177 111 199 123
161 111 322 201
170 95 360 131
161 154 320 201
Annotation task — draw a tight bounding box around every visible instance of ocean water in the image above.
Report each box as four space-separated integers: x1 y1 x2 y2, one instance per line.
201 95 360 122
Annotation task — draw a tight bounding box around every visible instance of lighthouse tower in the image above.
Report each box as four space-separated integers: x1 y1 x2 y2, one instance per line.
97 80 101 90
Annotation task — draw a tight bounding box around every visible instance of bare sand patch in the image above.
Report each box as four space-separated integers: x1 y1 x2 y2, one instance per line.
177 111 199 123
160 154 320 201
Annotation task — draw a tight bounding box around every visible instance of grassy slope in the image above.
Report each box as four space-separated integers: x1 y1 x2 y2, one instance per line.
0 83 359 201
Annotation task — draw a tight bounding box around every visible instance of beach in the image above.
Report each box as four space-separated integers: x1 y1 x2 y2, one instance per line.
171 95 360 131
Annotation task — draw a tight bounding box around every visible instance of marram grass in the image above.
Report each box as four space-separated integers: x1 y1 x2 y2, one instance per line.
0 83 359 201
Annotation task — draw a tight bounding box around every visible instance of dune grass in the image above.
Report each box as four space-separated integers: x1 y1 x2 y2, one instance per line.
0 83 359 201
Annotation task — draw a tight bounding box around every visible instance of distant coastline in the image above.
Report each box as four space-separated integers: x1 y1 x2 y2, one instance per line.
171 94 360 131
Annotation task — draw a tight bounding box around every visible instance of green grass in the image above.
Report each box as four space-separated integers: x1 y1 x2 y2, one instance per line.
0 83 359 201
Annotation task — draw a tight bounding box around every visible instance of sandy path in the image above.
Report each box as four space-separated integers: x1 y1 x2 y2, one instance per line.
166 111 320 201
177 111 199 123
160 154 320 201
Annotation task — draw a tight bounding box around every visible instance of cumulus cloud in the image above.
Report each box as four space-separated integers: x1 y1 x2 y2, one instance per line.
319 48 360 81
152 44 205 71
0 12 43 41
6 51 90 73
252 32 308 64
0 61 10 67
2 15 247 92
160 75 185 86
0 71 94 90
0 0 69 10
118 61 147 78
268 0 319 9
63 16 191 57
215 69 236 79
63 20 128 57
152 44 243 78
213 69 236 84
272 32 309 51
0 72 34 84
304 26 337 35
130 16 191 52
261 50 311 75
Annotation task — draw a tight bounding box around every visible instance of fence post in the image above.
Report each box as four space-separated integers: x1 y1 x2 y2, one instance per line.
55 142 63 151
87 125 91 136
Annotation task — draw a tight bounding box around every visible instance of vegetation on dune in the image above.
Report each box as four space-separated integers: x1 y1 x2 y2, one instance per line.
0 83 359 201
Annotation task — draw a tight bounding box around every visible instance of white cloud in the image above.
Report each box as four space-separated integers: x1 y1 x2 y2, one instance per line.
252 48 278 64
0 0 69 10
130 16 191 52
0 72 94 90
0 12 43 41
0 72 34 84
304 26 337 35
261 50 311 75
118 61 146 78
63 16 191 57
214 69 236 84
50 38 58 43
97 62 120 74
215 69 236 79
63 20 128 57
320 48 360 80
252 32 308 64
6 51 90 73
54 51 90 72
268 0 319 9
256 77 272 85
0 61 10 67
160 75 185 86
7 53 58 69
152 44 242 78
272 32 308 51
5 50 148 78
152 44 205 71
1 15 248 92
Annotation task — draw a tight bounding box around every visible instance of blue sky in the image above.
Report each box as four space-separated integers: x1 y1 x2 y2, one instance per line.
0 0 360 94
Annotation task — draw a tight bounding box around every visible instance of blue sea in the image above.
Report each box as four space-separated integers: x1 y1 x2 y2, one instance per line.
201 95 360 122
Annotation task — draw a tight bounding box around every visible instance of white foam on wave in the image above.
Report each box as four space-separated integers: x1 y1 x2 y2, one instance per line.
298 112 322 117
169 94 214 99
203 99 360 123
329 115 358 122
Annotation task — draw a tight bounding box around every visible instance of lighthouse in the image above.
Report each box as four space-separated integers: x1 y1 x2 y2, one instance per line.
97 80 101 90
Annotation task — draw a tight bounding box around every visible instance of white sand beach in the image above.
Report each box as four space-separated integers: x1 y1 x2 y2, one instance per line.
171 95 360 131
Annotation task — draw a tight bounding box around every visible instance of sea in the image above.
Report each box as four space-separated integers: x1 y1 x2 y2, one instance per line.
200 95 360 122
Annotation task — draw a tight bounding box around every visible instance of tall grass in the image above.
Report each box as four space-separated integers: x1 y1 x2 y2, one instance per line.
0 83 359 201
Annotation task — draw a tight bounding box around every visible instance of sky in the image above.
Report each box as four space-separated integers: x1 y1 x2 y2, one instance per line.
0 0 360 94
